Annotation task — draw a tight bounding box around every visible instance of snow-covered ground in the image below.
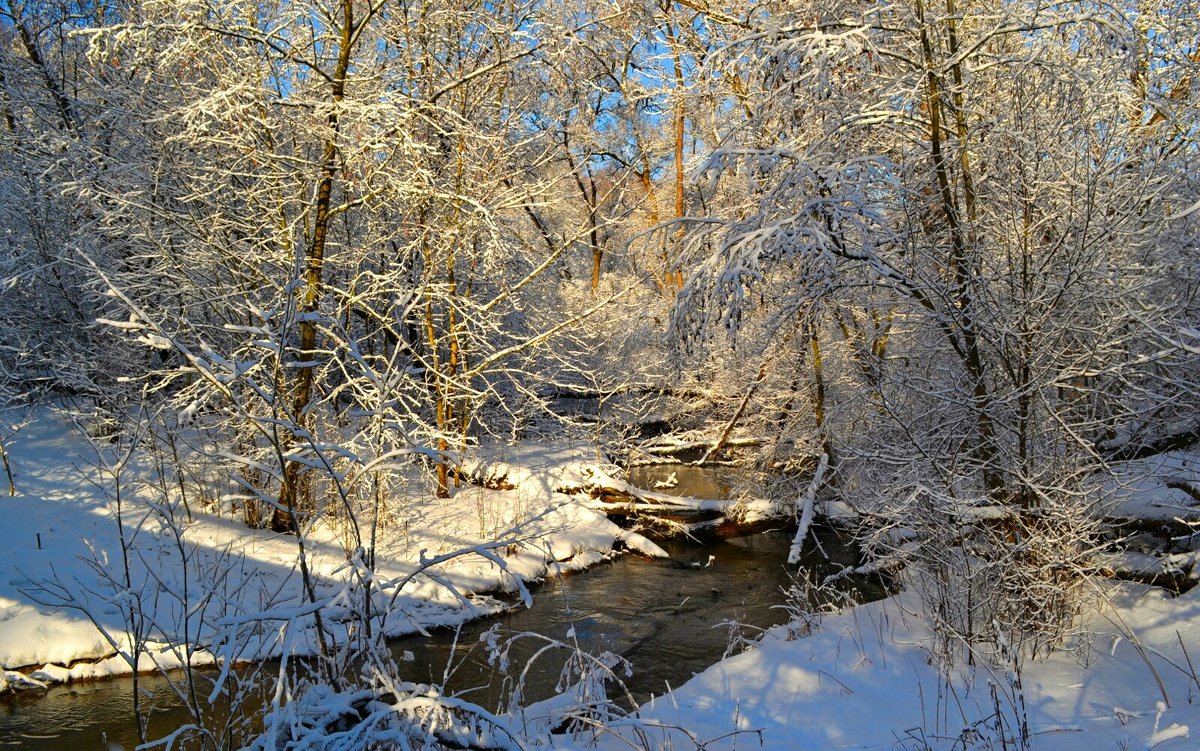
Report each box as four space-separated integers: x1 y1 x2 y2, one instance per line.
0 408 664 693
578 453 1200 751
1108 451 1200 522
4 407 1200 751
1102 452 1200 590
597 583 1199 751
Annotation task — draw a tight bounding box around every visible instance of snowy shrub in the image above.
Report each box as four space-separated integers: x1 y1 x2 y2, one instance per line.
862 482 1107 665
775 568 852 641
252 678 530 751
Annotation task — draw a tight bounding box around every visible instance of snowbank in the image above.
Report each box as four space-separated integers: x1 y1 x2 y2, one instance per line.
607 583 1199 750
1107 451 1200 520
0 410 664 691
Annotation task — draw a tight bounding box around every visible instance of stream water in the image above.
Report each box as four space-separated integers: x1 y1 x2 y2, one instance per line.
0 465 876 749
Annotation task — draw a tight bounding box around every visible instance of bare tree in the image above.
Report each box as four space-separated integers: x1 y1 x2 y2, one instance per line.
669 0 1200 652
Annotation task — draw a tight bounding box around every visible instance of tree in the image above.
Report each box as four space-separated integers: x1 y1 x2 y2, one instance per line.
32 0 655 522
0 0 153 408
670 0 1200 650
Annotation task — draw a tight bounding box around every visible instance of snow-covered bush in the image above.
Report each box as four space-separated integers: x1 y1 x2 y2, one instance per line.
252 678 531 751
861 483 1107 664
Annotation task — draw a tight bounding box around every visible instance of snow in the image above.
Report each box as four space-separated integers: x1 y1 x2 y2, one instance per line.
1107 451 1200 520
0 408 664 689
458 441 617 494
614 529 668 558
599 584 1199 751
5 407 1200 751
1109 550 1200 587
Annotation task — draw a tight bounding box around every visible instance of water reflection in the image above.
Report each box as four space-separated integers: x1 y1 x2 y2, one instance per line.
1 528 873 750
626 463 754 500
1 463 874 749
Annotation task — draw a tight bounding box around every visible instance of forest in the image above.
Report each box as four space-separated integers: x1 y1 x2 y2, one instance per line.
0 0 1199 748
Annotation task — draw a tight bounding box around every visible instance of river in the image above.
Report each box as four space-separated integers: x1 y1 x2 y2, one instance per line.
0 466 874 749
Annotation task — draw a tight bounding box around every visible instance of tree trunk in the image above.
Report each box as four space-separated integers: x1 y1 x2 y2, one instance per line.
915 0 1002 497
666 12 688 291
1 439 14 496
273 0 356 532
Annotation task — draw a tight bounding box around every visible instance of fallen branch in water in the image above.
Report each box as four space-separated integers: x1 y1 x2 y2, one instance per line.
788 453 829 564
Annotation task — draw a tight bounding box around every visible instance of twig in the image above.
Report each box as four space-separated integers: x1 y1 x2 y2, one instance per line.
818 669 855 695
1177 630 1200 699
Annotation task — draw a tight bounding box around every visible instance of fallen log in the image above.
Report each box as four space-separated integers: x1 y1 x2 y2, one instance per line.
576 478 791 539
456 448 791 538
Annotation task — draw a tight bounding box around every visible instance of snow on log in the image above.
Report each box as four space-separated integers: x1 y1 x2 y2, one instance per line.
456 443 795 536
787 453 829 565
1163 478 1200 504
616 529 669 558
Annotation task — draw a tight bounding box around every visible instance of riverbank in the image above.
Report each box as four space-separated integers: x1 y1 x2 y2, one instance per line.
5 406 1199 751
3 529 851 749
603 581 1200 751
0 409 670 696
584 448 1200 751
